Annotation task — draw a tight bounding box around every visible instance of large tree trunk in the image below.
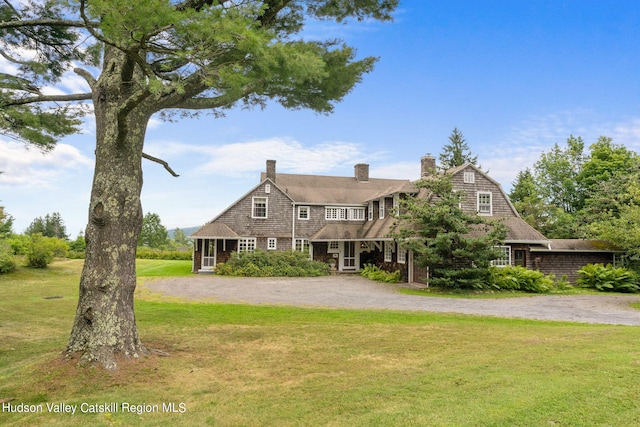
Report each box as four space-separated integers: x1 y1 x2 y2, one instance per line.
65 48 152 370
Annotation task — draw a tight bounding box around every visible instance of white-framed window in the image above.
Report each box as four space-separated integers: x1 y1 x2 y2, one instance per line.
477 192 492 216
265 184 271 194
267 238 277 250
298 206 309 220
238 238 256 253
350 207 365 220
368 201 373 221
328 241 340 253
491 246 511 267
325 207 366 221
464 171 475 184
295 238 310 253
384 241 394 262
379 198 385 219
397 247 407 264
252 197 268 218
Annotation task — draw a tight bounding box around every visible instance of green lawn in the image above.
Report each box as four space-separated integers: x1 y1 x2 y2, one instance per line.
1 259 639 426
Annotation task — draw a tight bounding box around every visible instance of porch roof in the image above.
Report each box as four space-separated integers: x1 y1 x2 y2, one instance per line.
531 239 622 253
190 222 238 239
310 216 397 241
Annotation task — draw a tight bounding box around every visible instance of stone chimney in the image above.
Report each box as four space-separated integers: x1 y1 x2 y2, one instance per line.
354 163 369 182
266 159 276 182
421 155 436 177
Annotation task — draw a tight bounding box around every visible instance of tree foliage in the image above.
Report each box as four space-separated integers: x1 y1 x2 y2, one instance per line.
511 135 640 260
392 174 507 289
139 212 168 248
533 135 585 214
24 212 68 239
0 204 13 238
438 127 479 170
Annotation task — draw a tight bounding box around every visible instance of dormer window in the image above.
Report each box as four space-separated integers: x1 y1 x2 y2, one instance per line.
379 198 385 219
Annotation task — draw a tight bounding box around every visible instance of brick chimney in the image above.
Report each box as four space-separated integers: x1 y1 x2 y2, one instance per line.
266 159 276 182
354 163 369 182
421 155 436 177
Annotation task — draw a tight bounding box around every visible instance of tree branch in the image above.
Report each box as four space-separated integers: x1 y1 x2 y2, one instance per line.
73 67 97 89
0 18 90 30
1 92 93 108
142 152 180 177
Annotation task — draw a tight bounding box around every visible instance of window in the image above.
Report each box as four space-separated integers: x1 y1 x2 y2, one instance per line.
295 238 309 253
393 195 399 216
325 207 366 221
379 198 385 219
328 241 339 253
477 192 492 216
491 246 511 267
350 208 365 220
513 250 526 267
368 201 373 221
238 238 256 253
384 241 394 262
252 197 268 218
267 238 277 250
265 184 271 194
298 206 309 220
464 171 475 183
397 247 407 264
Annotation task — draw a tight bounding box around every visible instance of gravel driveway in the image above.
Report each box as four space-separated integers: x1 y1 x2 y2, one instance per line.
145 275 640 326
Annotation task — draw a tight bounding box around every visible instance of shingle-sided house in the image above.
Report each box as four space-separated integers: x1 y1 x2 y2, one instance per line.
190 156 618 283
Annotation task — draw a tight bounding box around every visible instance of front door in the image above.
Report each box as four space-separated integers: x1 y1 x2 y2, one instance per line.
341 241 357 271
201 239 216 270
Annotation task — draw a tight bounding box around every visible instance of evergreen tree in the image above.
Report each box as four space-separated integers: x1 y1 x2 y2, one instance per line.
25 212 68 239
392 174 507 289
439 127 479 169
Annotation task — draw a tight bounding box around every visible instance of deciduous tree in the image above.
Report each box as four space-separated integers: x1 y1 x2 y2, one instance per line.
0 204 13 238
139 212 168 248
0 0 398 369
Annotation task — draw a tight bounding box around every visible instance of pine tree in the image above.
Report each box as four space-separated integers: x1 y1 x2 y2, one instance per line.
0 0 398 369
439 127 479 169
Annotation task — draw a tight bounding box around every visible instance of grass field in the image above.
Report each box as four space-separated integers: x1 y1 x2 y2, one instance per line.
1 259 640 426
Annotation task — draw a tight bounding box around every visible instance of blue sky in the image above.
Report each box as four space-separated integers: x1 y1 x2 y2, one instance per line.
2 0 640 236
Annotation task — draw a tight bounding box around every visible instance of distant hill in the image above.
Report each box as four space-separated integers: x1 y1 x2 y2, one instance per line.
168 226 200 239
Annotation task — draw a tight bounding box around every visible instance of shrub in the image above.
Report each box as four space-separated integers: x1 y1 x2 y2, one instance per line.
488 266 553 293
215 250 330 277
136 247 192 260
576 264 639 293
0 241 16 273
26 234 69 268
6 234 31 255
361 264 402 283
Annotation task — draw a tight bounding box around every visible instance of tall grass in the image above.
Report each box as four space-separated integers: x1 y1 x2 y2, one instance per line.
1 260 640 426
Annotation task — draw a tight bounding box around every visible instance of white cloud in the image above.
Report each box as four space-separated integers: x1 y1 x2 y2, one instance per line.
145 137 383 178
0 139 93 187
